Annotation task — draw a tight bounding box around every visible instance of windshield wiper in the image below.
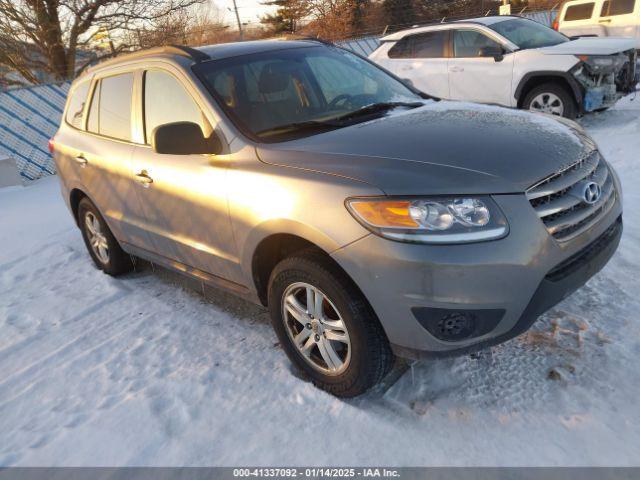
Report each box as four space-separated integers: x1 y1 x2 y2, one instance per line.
256 102 424 138
331 101 424 122
257 120 343 138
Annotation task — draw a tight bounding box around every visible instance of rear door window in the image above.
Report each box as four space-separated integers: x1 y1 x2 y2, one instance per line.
600 0 635 16
86 73 134 141
388 31 448 59
65 81 90 129
453 30 503 57
564 2 595 20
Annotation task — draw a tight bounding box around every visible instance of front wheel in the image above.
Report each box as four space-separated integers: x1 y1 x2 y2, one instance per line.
522 82 578 119
268 251 393 397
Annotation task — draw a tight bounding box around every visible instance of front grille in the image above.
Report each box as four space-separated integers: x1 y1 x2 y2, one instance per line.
546 216 622 282
526 150 616 242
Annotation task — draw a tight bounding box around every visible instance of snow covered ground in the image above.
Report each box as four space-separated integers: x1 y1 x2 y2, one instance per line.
1 95 639 467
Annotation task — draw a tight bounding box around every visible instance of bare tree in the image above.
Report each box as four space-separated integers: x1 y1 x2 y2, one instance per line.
260 0 309 35
261 0 376 40
0 0 205 87
127 3 240 50
131 9 192 49
303 0 352 39
184 3 235 46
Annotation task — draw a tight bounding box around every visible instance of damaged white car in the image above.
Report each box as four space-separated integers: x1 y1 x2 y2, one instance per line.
370 16 639 118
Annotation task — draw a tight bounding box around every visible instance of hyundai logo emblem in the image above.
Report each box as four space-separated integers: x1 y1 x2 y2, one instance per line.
583 181 602 205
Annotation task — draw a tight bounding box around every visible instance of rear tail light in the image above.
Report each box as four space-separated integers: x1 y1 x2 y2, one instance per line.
48 136 56 154
552 17 559 30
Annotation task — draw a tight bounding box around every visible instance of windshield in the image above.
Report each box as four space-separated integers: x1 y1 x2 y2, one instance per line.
488 18 569 49
194 45 422 142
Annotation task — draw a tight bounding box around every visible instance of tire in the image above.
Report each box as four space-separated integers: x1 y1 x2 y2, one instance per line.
522 82 578 120
77 197 134 276
268 250 394 397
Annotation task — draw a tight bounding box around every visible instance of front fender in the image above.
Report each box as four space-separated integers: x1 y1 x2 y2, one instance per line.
514 70 585 110
238 218 369 289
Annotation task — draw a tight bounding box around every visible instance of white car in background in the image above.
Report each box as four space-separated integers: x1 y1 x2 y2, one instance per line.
370 16 638 118
554 0 640 48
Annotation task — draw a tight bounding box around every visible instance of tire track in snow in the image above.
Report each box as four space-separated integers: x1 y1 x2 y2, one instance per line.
0 289 129 370
0 292 158 408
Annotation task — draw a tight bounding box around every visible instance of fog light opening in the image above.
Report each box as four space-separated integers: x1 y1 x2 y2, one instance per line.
436 313 476 341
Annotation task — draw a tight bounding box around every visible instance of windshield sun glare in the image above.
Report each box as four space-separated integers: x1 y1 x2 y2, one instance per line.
194 45 423 142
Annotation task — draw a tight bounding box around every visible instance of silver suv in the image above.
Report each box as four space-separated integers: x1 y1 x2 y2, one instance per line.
53 40 623 397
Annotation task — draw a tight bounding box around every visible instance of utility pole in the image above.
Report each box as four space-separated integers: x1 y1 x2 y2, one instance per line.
231 0 244 40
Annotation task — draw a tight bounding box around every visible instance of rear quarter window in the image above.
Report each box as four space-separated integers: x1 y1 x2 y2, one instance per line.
387 39 412 58
563 2 595 20
86 73 134 142
65 81 90 129
388 31 448 59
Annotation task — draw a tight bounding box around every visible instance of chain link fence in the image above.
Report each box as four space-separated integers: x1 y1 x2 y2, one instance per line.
0 82 70 181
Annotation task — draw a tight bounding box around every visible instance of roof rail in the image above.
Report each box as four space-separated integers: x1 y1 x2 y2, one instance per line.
293 37 334 46
85 45 211 74
168 45 211 62
381 13 538 37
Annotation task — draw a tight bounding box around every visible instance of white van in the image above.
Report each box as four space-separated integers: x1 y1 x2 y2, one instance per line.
555 0 640 48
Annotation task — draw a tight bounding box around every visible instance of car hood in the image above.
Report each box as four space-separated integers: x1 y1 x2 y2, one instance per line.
539 37 636 55
256 101 594 196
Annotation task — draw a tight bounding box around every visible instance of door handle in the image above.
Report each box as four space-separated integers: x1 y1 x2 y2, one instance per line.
450 66 464 73
75 154 88 167
400 66 413 71
599 19 611 23
135 170 153 187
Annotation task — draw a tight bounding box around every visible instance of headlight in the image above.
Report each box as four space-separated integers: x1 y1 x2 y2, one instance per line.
345 196 509 244
577 54 627 74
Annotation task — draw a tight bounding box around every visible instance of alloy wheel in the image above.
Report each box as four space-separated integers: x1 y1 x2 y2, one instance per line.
529 92 564 116
281 282 351 375
85 211 109 264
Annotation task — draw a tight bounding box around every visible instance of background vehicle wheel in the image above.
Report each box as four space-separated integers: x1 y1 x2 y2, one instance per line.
523 82 578 119
78 197 134 276
268 250 394 397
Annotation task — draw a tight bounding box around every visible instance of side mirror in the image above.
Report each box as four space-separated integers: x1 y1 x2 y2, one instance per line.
402 78 415 88
478 46 505 62
151 122 222 155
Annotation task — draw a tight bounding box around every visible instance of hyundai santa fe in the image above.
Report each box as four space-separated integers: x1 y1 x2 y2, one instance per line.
52 40 623 397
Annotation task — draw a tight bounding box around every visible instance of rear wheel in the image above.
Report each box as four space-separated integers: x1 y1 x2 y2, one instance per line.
78 197 133 276
523 82 578 119
268 251 393 397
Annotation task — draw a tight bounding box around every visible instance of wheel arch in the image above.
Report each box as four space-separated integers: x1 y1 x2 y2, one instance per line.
251 233 327 306
69 188 89 226
246 221 370 308
515 71 583 110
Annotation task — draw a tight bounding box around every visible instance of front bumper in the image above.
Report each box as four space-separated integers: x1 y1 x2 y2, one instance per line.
576 50 638 112
331 191 623 359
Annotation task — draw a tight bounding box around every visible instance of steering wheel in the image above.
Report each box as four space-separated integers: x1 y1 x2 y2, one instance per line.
328 94 354 109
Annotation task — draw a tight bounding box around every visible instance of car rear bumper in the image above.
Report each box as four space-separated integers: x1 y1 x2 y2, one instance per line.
331 192 623 359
